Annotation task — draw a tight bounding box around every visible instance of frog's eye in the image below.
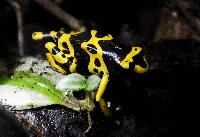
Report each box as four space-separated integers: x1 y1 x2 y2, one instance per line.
121 46 148 73
32 32 43 40
131 48 149 73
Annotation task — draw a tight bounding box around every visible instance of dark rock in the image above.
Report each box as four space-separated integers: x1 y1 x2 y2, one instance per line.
0 106 28 137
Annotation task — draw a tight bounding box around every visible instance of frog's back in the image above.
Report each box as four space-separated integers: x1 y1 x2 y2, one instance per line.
70 30 126 75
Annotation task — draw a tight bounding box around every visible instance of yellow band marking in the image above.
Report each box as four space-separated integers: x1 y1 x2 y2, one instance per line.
81 30 113 74
120 47 142 69
58 33 77 72
134 55 149 73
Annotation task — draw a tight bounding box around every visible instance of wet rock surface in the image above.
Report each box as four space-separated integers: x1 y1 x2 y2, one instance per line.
15 106 91 137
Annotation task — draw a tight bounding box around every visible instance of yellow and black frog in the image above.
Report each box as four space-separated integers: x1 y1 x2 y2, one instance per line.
32 29 149 116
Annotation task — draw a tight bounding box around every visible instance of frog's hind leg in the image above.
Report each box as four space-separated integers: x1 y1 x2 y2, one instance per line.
32 31 58 41
32 32 47 40
46 53 67 74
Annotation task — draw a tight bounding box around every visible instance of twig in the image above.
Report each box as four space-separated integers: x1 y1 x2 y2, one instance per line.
34 0 86 31
176 0 200 35
6 0 24 56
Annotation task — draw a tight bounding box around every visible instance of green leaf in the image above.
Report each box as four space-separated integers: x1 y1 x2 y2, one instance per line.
85 74 101 92
0 85 55 110
2 72 67 103
56 73 87 94
0 57 96 112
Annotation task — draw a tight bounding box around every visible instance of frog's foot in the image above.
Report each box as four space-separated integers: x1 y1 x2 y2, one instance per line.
99 98 112 118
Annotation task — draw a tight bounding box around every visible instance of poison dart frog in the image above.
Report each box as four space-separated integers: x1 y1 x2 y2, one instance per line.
32 29 149 116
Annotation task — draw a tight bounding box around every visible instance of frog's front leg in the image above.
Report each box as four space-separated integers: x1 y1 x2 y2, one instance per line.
96 73 109 101
95 73 113 117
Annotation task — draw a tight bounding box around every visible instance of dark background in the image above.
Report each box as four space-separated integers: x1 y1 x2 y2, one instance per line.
0 0 164 56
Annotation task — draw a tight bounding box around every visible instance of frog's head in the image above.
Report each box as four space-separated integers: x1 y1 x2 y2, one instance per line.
120 47 148 73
